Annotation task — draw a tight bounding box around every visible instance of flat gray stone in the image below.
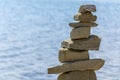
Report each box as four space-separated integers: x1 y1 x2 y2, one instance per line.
58 71 97 80
70 27 90 39
69 22 98 28
62 35 101 50
48 59 105 74
59 48 89 62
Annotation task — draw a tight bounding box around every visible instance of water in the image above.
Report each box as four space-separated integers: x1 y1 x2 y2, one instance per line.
0 0 120 80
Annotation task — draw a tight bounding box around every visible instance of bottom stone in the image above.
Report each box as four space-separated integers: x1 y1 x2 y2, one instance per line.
58 71 97 80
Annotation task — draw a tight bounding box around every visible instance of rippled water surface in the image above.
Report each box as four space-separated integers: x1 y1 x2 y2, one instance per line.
0 0 120 80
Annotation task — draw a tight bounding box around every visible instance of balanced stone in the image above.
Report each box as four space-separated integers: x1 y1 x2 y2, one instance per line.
48 59 104 74
70 27 90 39
79 4 96 13
74 12 97 22
69 22 98 28
62 35 101 50
59 48 89 62
58 71 97 80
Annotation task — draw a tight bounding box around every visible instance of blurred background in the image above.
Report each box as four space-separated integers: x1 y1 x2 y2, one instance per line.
0 0 120 80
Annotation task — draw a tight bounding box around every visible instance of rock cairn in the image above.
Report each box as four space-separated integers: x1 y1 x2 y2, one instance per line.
48 4 105 80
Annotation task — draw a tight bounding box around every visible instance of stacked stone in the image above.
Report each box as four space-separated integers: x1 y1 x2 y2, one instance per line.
48 4 105 80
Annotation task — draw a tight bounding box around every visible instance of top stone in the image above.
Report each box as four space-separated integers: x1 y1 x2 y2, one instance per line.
79 4 96 13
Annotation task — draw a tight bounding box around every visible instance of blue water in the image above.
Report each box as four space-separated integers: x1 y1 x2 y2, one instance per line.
0 0 120 80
